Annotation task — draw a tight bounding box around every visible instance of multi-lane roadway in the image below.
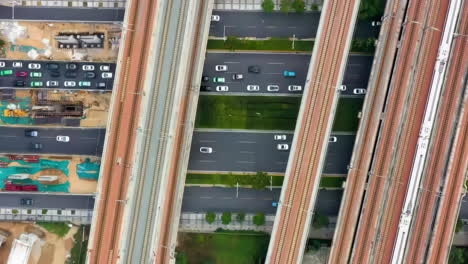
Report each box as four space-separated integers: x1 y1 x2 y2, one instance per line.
202 52 373 95
0 193 95 209
0 127 105 156
189 131 355 174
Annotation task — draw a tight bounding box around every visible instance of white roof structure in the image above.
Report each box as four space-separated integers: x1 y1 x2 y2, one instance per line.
7 233 38 264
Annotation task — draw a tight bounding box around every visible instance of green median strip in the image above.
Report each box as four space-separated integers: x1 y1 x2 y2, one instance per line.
208 37 314 52
332 97 364 132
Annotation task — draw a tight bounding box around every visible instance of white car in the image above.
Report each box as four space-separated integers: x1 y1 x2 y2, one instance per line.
277 144 289 151
247 85 260 92
102 72 113 78
288 85 302 91
64 81 76 87
371 21 382 26
215 65 227 71
56 135 70 142
274 135 287 140
28 63 41 69
46 81 59 87
211 15 220 22
216 86 229 92
329 136 337 143
100 65 110 71
82 65 95 71
339 85 347 91
0 61 5 67
12 62 22 68
200 147 213 153
353 88 367 95
267 85 280 92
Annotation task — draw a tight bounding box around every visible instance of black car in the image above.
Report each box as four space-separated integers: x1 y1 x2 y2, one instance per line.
96 82 106 88
25 130 38 137
248 65 261 73
20 198 33 206
65 63 77 70
50 71 60 77
14 80 25 87
200 86 212 91
85 72 96 79
65 71 77 78
31 143 42 150
46 63 59 71
202 76 210 82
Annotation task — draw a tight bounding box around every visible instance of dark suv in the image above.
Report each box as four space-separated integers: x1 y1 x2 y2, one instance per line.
46 63 60 71
20 198 34 206
31 143 43 150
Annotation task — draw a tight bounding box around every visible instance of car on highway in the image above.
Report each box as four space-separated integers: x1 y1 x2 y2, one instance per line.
339 84 347 91
25 130 38 137
30 72 42 78
200 86 212 91
329 136 337 143
288 85 302 91
20 198 34 206
232 73 243 80
213 77 225 83
200 147 213 153
353 88 367 95
46 63 59 71
0 61 5 67
247 85 260 91
15 80 25 87
85 72 96 79
64 81 76 87
12 62 22 68
274 135 287 140
31 143 42 149
272 202 278 207
30 81 43 87
82 65 95 71
28 63 41 69
66 63 77 70
211 15 220 21
0 70 13 76
277 144 289 151
102 72 113 78
96 82 106 89
100 65 110 71
215 65 227 71
56 135 70 142
15 71 28 77
267 85 280 92
79 81 91 87
46 81 59 87
283 71 296 77
202 76 210 82
372 21 382 26
216 86 229 92
64 71 77 78
50 71 61 77
248 65 260 73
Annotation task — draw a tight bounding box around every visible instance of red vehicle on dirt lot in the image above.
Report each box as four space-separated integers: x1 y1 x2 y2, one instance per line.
4 184 38 191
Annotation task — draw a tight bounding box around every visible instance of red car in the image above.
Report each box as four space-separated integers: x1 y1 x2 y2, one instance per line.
15 71 28 77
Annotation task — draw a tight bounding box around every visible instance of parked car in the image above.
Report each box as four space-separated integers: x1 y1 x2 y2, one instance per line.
65 63 77 70
232 73 243 80
14 80 25 87
329 136 337 143
100 65 110 71
15 71 28 77
213 77 225 83
0 70 13 76
25 130 38 137
45 63 59 71
371 21 382 26
353 88 367 95
201 76 210 82
339 84 347 91
283 71 296 77
28 63 41 69
31 143 42 149
50 71 61 77
12 62 22 68
277 144 289 151
246 85 260 91
200 147 213 153
79 81 91 87
0 61 5 67
200 86 212 91
274 135 287 140
64 81 76 87
248 65 261 73
216 86 229 92
211 15 220 21
96 82 106 88
215 65 227 71
288 85 302 91
56 135 70 142
84 72 96 79
102 72 113 78
267 85 280 92
82 65 95 71
30 81 43 87
64 71 77 78
46 81 59 87
30 72 42 78
20 198 34 206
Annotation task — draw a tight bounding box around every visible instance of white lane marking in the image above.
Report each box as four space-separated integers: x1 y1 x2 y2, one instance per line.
225 61 240 64
266 26 277 29
225 25 237 28
267 62 284 65
239 151 255 154
199 140 216 143
200 196 213 199
287 26 297 29
248 26 257 28
238 141 256 144
236 161 256 164
222 197 233 199
265 72 282 75
199 160 216 163
0 135 17 138
240 197 255 200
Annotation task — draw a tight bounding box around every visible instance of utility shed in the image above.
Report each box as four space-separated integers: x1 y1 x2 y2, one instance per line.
7 233 38 264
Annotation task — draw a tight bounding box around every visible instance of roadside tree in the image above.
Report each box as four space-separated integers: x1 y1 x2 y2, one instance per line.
262 0 275 12
253 213 265 226
205 212 216 224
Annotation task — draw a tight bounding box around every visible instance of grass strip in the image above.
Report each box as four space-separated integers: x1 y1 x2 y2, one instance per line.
208 38 313 52
37 222 70 238
332 97 364 132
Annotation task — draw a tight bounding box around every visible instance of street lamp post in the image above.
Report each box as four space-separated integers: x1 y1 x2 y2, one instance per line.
223 25 226 42
292 34 296 50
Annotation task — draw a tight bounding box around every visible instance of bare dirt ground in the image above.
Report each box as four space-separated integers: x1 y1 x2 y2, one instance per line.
0 21 121 61
0 222 77 264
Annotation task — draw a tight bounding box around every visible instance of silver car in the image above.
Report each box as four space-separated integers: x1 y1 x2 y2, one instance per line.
267 85 280 92
288 85 302 91
247 85 260 92
277 144 289 150
200 147 213 153
215 65 228 71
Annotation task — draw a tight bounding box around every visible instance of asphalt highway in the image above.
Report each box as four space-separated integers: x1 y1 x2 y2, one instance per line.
202 52 373 96
0 193 94 209
189 131 355 174
0 60 116 90
182 186 343 215
0 5 124 22
0 127 105 156
210 11 380 39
